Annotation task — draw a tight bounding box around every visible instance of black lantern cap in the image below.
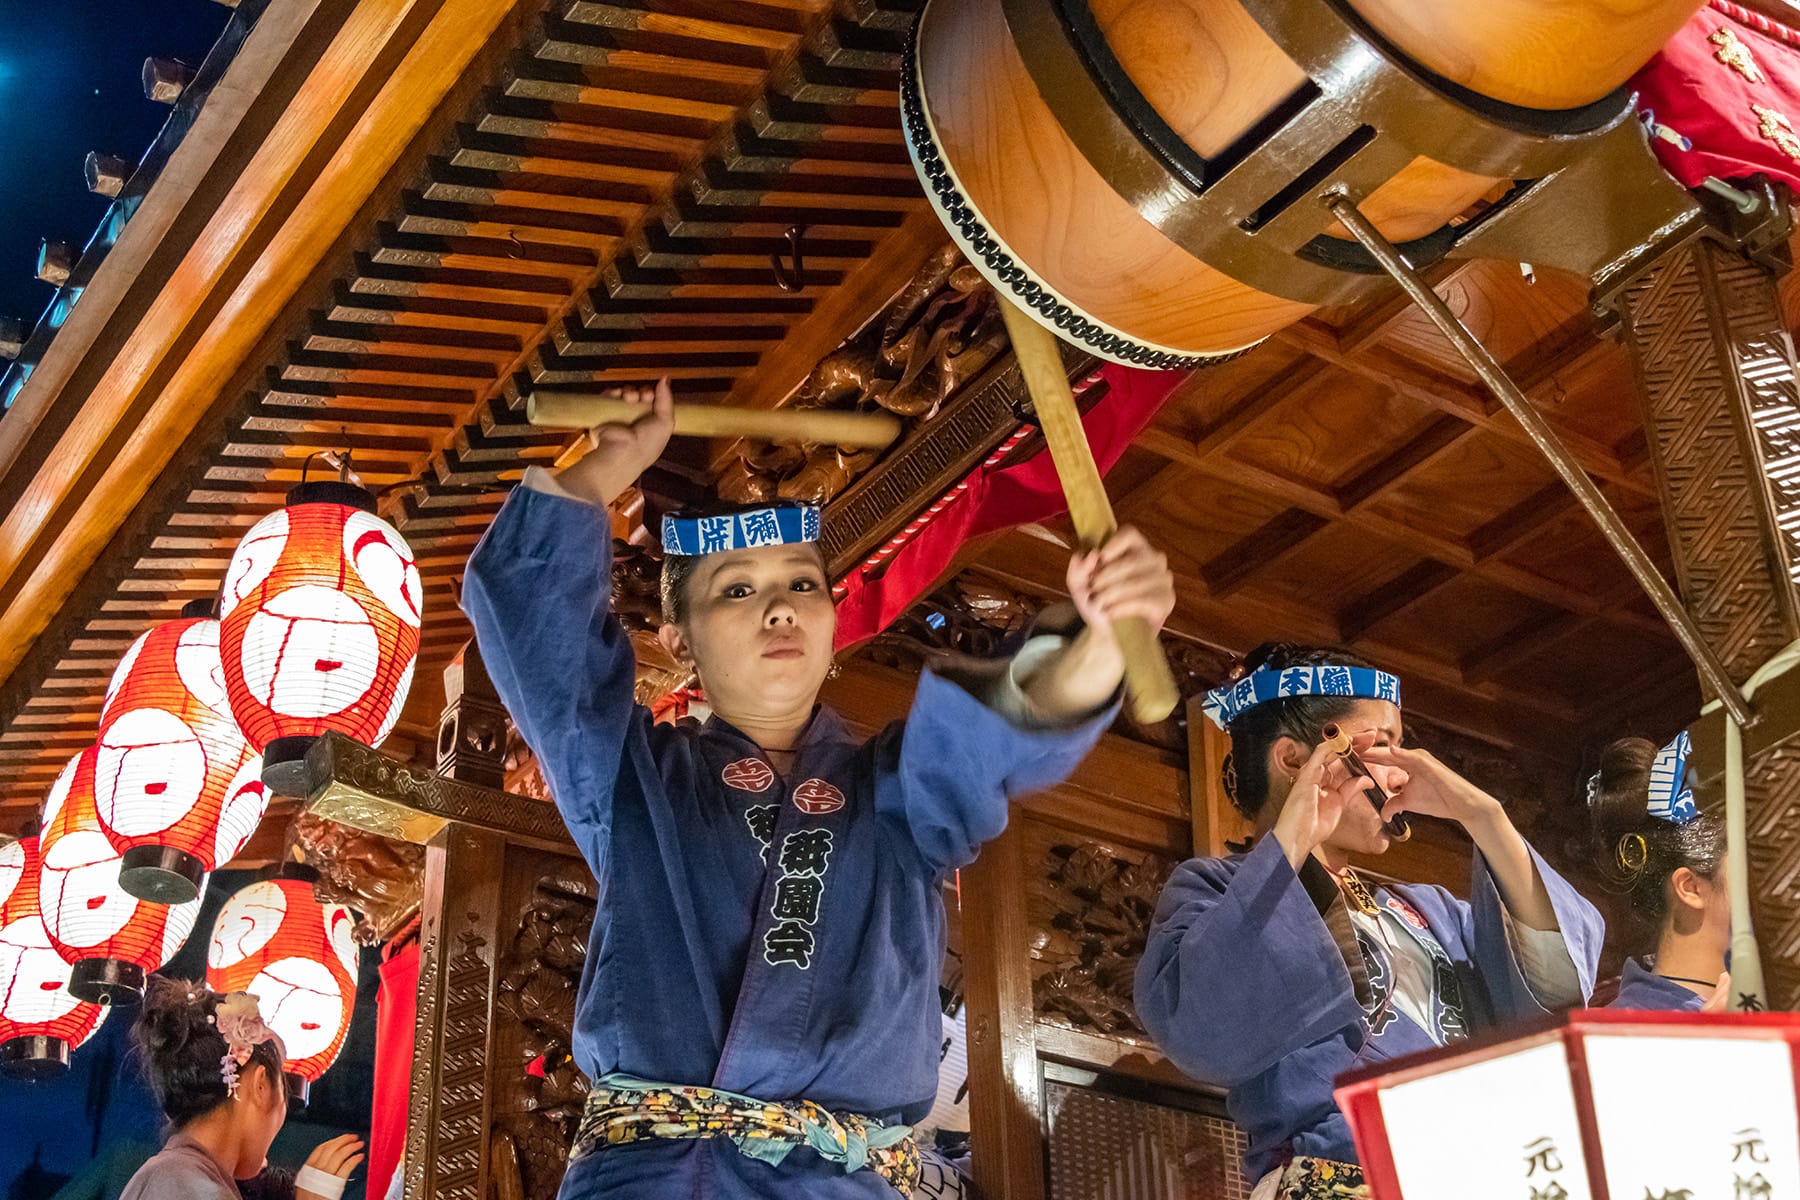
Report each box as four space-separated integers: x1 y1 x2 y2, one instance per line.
118 845 206 905
285 479 375 513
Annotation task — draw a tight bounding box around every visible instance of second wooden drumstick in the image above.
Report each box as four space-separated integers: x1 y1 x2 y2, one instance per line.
526 391 904 449
997 297 1180 724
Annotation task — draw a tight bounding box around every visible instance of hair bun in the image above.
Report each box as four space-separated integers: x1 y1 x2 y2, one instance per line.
1586 736 1659 844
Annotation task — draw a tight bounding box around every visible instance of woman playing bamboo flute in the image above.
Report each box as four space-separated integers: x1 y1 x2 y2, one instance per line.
1135 642 1604 1200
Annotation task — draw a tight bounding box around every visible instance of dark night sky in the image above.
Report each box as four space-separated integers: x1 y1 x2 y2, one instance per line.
0 0 231 325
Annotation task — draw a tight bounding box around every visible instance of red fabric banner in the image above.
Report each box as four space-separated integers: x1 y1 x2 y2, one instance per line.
832 362 1193 648
369 937 420 1199
1632 1 1800 190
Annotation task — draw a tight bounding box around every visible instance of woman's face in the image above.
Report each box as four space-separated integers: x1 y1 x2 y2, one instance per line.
1277 699 1407 858
659 544 836 720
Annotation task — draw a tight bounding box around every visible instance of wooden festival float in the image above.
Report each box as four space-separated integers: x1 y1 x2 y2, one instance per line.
6 0 1800 1196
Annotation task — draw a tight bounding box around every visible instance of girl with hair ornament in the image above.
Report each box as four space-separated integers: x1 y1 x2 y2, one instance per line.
1587 731 1730 1012
462 379 1174 1199
1133 642 1603 1200
121 979 363 1200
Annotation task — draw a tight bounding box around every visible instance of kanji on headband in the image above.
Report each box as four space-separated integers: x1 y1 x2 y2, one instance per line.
661 504 821 558
1201 665 1401 731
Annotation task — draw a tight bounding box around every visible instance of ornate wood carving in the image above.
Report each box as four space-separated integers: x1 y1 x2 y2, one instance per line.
821 348 1087 579
288 811 425 945
302 732 571 850
1618 238 1800 675
491 871 597 1200
438 640 508 790
718 246 1008 509
863 574 1047 669
1616 233 1800 1006
504 726 552 804
1030 842 1174 1040
309 702 588 1200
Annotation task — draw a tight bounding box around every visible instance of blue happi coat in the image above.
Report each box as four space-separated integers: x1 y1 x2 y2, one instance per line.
1608 957 1704 1012
1135 835 1603 1180
463 484 1113 1198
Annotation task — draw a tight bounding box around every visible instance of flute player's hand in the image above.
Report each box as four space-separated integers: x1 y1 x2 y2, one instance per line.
1269 740 1365 872
1357 743 1498 829
553 377 675 507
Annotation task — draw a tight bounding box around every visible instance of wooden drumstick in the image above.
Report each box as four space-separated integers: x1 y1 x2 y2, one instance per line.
997 297 1180 723
526 391 904 449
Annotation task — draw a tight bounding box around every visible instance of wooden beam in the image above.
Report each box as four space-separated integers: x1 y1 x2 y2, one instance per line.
1192 358 1333 458
966 534 1585 746
1140 434 1664 634
1337 258 1481 355
1459 611 1590 687
1335 416 1475 510
1186 698 1251 857
1468 483 1579 562
961 822 1046 1200
709 208 946 466
1201 507 1331 598
1274 320 1652 498
1114 459 1192 525
0 0 530 688
1338 560 1459 640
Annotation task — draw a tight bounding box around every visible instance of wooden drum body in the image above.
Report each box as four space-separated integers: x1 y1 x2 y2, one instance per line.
903 0 1703 366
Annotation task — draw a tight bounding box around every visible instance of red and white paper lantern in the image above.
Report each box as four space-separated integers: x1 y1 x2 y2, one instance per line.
38 750 207 1005
0 836 106 1080
218 483 420 795
206 875 358 1099
95 616 265 903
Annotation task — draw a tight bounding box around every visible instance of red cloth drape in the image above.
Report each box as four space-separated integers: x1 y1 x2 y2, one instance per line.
831 362 1193 648
1632 1 1800 190
369 937 420 1199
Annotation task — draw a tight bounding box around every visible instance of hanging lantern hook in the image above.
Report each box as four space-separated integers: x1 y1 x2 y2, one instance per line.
771 225 808 293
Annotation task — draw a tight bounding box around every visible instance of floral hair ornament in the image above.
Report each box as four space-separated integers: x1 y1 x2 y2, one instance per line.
213 991 284 1098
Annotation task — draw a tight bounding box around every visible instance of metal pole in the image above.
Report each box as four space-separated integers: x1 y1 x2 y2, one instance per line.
1324 192 1757 729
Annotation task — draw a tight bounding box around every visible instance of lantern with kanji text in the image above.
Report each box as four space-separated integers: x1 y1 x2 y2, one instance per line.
1336 1009 1800 1200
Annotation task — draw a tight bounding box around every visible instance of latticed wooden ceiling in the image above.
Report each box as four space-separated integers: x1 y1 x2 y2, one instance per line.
0 0 1729 849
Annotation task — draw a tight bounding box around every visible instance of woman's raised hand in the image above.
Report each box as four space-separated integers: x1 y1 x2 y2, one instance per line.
1270 739 1365 871
555 377 675 507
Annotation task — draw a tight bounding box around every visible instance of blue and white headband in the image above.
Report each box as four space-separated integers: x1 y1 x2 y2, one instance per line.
1646 730 1697 824
1200 664 1402 730
1584 730 1697 824
661 503 821 558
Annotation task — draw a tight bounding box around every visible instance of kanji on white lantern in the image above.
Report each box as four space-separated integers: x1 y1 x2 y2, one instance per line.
95 612 265 903
1336 1010 1800 1200
206 871 358 1104
38 750 208 1005
218 482 420 796
0 836 106 1080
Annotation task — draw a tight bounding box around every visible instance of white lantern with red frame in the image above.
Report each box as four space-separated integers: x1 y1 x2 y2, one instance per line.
0 835 107 1080
93 604 264 904
38 749 208 1005
218 480 420 797
1336 1009 1800 1200
206 868 358 1107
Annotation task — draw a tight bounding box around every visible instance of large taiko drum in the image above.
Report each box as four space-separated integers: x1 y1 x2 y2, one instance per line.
903 0 1703 367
